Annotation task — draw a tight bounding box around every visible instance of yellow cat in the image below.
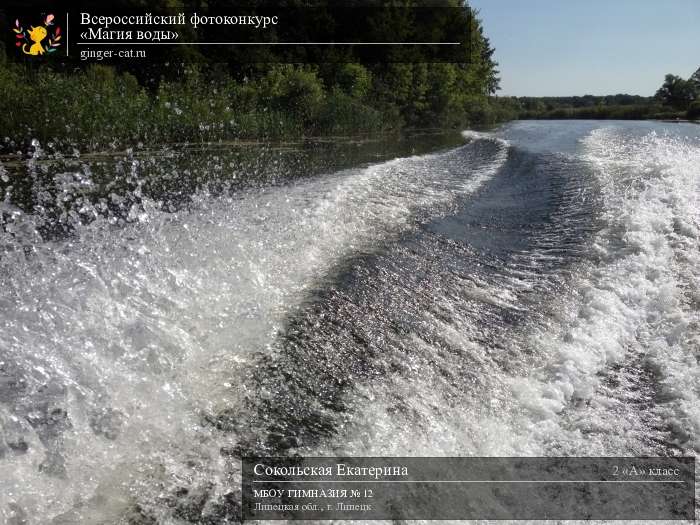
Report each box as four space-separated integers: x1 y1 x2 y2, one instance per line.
23 26 47 56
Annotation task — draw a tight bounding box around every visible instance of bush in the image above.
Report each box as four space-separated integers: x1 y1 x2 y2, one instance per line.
0 56 504 152
335 63 372 99
688 101 700 120
260 65 324 128
317 89 383 134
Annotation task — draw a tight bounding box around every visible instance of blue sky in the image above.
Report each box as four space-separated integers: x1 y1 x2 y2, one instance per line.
468 0 700 96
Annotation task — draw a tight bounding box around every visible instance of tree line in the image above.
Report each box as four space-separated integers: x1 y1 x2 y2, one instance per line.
655 67 700 118
0 0 507 153
496 67 700 121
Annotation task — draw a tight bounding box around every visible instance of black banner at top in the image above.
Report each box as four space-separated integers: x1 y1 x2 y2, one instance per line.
0 1 474 64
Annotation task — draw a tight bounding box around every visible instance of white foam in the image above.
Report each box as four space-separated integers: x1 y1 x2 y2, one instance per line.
323 124 700 463
505 127 700 454
0 140 507 522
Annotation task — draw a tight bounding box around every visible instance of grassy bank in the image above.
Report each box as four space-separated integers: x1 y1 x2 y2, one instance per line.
491 70 700 122
517 104 688 121
0 62 379 151
0 59 509 153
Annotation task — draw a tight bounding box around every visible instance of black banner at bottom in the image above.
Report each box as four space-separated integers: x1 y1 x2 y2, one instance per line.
242 457 695 520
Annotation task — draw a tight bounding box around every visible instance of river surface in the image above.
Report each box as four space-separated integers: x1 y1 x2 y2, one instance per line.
0 121 698 523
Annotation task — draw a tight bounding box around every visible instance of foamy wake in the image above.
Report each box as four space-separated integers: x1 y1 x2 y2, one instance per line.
328 125 700 464
509 127 700 455
0 139 507 522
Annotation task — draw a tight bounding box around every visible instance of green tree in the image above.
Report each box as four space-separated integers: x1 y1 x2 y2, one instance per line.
259 65 325 128
335 63 372 100
655 74 697 110
689 67 700 85
688 101 700 121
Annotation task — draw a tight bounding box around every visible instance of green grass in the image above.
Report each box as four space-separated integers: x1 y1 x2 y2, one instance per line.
0 62 506 153
0 63 394 152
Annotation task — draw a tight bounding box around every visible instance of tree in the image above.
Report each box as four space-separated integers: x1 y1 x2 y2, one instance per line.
688 101 700 121
690 67 700 88
655 74 697 110
335 64 372 100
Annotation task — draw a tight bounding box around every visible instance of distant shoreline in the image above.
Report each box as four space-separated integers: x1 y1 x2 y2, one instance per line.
516 117 698 124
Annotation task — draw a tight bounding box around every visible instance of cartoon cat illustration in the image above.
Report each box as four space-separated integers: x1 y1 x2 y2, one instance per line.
22 25 47 55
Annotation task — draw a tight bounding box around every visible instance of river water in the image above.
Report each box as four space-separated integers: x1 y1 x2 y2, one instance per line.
0 121 698 523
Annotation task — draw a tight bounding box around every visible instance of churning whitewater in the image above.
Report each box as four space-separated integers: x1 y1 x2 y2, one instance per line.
0 121 698 523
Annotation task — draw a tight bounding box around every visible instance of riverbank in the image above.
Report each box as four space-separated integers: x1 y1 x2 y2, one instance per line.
516 105 691 121
0 59 509 154
493 89 700 122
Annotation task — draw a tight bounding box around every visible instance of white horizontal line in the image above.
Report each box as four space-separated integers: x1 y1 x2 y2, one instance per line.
75 42 461 45
252 480 685 484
